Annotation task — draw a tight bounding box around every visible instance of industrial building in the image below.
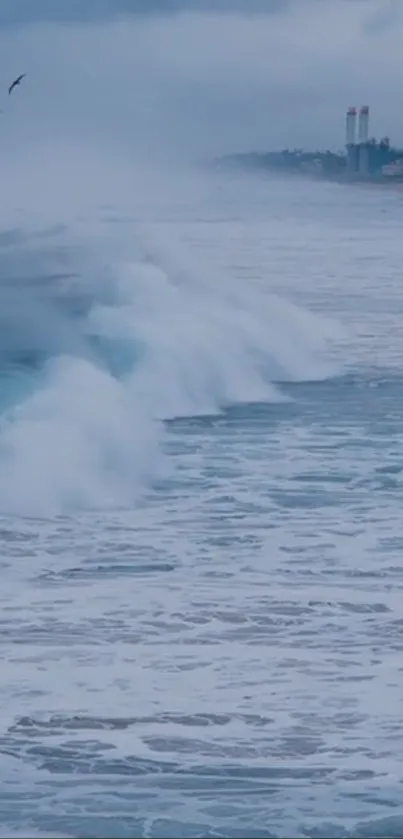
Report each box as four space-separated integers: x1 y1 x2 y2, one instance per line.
345 105 403 178
220 106 403 183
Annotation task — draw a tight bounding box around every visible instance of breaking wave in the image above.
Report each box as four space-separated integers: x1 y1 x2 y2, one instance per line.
0 226 340 515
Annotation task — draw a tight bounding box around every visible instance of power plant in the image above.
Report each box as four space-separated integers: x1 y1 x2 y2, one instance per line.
344 105 403 178
220 106 403 184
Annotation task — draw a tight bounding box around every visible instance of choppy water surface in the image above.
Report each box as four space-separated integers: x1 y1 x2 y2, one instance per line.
1 168 403 838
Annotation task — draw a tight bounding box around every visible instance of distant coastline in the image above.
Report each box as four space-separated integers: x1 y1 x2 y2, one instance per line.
216 149 403 190
216 106 403 191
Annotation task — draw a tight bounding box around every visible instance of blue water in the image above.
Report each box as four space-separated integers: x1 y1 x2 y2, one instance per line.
1 166 403 838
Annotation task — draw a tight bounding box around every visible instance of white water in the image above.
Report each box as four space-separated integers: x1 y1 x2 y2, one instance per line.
0 184 339 517
3 165 403 838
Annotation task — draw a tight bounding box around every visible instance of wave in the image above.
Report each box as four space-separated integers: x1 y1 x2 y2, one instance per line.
0 228 341 516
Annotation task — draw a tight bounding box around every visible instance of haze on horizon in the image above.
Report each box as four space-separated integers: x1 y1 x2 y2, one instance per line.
0 0 399 213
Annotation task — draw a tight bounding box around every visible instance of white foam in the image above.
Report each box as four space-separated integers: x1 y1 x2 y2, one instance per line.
0 228 339 516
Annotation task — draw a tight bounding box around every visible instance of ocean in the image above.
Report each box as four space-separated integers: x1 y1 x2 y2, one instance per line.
1 163 403 838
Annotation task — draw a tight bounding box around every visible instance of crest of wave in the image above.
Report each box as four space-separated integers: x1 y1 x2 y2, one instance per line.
0 240 341 516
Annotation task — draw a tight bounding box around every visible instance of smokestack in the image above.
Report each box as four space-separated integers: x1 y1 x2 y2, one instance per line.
358 106 370 174
346 106 357 147
346 107 357 172
358 106 369 143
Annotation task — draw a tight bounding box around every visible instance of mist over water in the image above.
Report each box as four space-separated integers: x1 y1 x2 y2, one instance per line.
2 3 403 838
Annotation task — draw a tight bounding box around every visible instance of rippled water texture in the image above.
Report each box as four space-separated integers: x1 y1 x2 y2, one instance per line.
1 168 403 837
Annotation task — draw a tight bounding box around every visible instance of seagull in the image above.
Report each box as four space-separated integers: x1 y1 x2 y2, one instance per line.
8 73 26 95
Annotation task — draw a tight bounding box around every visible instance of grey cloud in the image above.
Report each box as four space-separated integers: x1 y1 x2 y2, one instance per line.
0 0 286 27
362 0 402 34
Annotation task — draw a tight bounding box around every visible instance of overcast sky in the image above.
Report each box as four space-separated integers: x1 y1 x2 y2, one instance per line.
0 0 400 170
0 1 287 26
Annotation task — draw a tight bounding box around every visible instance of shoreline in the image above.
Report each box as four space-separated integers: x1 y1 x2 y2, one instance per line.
314 173 403 194
217 151 403 195
226 163 403 194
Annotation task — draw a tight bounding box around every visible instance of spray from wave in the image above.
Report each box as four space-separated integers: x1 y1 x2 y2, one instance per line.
0 225 340 516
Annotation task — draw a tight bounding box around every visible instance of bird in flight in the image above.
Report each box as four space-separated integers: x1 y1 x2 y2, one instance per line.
8 73 26 95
